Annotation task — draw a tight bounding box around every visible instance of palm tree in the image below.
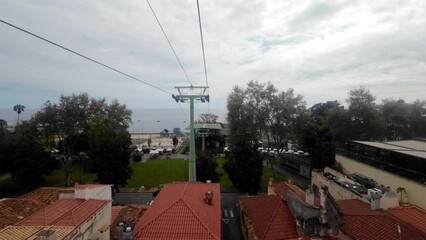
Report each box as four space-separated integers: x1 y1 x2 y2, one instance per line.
0 119 7 128
13 104 25 124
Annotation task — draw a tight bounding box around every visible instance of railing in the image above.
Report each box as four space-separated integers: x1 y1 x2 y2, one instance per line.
336 149 426 185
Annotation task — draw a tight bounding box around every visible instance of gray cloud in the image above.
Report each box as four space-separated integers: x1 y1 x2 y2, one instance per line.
0 0 425 111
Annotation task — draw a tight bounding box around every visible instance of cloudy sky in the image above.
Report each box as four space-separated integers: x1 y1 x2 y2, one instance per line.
1 0 426 114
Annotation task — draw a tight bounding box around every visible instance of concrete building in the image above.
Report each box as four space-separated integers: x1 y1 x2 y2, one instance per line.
336 140 426 209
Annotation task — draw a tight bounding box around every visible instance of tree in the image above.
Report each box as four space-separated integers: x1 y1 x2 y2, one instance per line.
302 121 335 169
409 99 426 137
309 101 340 122
88 116 133 192
198 113 219 123
381 99 411 140
172 136 179 148
13 104 25 124
224 86 263 194
8 121 55 190
346 87 385 140
33 93 132 186
244 81 307 148
196 151 220 183
0 119 7 129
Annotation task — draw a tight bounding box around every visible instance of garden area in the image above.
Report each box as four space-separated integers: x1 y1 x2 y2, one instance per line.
1 156 287 191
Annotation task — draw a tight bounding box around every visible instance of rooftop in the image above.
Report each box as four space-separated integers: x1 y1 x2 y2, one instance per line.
352 140 426 159
387 205 426 235
239 195 298 240
337 199 425 239
192 123 223 130
0 198 46 229
271 182 320 206
133 182 221 240
0 226 74 240
18 187 61 205
16 198 110 227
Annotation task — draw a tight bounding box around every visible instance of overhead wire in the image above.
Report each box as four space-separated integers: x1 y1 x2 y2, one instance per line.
0 19 173 95
196 0 208 88
146 0 193 86
196 0 210 112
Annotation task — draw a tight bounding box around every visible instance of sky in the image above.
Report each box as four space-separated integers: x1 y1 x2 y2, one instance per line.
1 0 426 116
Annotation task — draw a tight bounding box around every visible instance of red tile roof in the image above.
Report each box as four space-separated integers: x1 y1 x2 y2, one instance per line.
16 198 109 227
337 199 383 216
239 195 298 240
0 226 75 240
111 206 127 224
272 182 320 206
133 182 221 240
0 198 46 229
387 205 426 235
18 187 60 205
337 199 426 240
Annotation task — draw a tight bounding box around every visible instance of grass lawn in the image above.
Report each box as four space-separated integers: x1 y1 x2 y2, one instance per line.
0 162 96 188
44 161 96 187
0 173 13 187
216 157 232 187
127 159 188 188
1 157 288 190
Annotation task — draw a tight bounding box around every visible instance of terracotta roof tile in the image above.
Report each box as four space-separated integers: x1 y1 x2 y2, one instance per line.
133 182 221 240
18 187 60 205
272 182 320 206
337 199 426 240
337 199 383 216
111 206 127 223
387 205 426 235
239 195 298 240
0 226 74 240
0 198 46 229
341 215 425 240
16 198 109 227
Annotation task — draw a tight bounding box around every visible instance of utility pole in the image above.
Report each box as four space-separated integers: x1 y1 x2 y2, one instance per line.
172 86 209 181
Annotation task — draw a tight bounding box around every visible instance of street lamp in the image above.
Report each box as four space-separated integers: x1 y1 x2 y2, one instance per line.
172 85 209 181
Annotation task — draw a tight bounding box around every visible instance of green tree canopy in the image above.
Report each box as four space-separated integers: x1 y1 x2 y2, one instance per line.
196 151 220 183
224 85 263 194
5 121 55 190
32 93 132 186
88 116 133 192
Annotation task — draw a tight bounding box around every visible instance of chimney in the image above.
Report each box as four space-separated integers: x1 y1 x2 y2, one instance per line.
305 186 314 206
59 189 75 200
320 186 328 209
369 189 383 210
117 222 125 240
268 178 274 186
205 191 213 205
319 186 328 224
36 229 55 240
122 226 133 240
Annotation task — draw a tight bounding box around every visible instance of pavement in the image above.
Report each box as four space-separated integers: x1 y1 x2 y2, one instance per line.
221 192 243 240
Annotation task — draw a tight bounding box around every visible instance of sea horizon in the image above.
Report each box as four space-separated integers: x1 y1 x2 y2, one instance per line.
0 108 228 133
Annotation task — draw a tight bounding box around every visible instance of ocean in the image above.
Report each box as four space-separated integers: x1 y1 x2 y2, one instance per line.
0 108 227 133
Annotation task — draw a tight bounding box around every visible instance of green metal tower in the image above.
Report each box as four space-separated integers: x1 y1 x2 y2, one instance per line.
172 86 209 182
